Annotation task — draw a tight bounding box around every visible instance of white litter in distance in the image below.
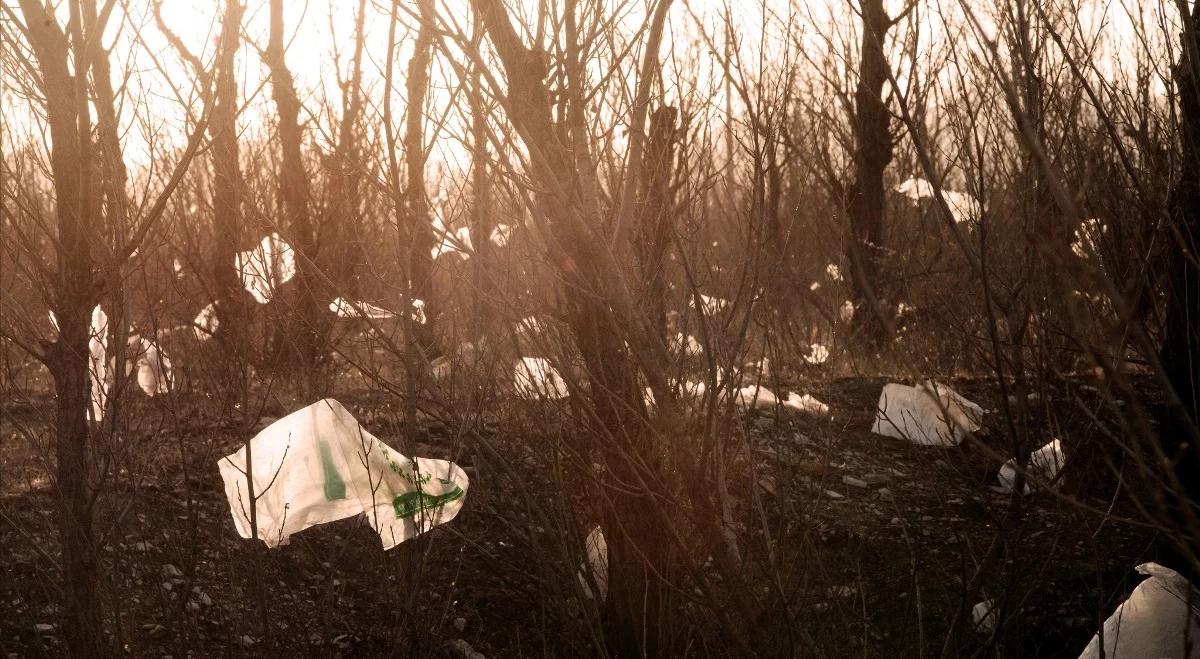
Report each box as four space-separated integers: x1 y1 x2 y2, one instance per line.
735 385 779 410
840 300 856 323
670 333 703 357
871 382 984 446
173 258 184 278
432 226 474 260
809 281 821 291
329 297 396 319
88 305 108 422
490 224 514 247
194 303 219 341
128 335 172 396
217 399 469 550
579 526 609 601
826 263 842 281
513 357 569 400
235 233 296 304
1078 562 1200 659
805 343 830 365
972 599 998 634
896 177 981 224
783 392 831 418
1072 218 1106 259
693 294 730 315
996 439 1066 495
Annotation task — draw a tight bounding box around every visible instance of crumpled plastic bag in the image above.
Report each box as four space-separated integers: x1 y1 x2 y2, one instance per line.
1078 562 1200 659
127 335 172 396
235 233 296 304
193 302 219 340
217 399 469 550
513 357 569 399
783 392 831 417
88 305 108 422
872 382 983 446
329 297 396 319
896 177 981 224
997 438 1065 495
578 526 608 601
692 293 729 315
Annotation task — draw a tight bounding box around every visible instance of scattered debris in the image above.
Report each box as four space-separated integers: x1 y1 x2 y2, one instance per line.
513 357 569 400
1078 563 1200 659
972 599 997 634
193 302 219 341
996 439 1066 495
895 177 981 224
579 526 608 601
692 293 730 315
235 233 296 304
842 476 869 489
216 399 470 550
490 223 515 247
826 263 842 281
329 297 396 319
783 392 831 418
839 300 856 323
871 382 984 446
804 343 830 365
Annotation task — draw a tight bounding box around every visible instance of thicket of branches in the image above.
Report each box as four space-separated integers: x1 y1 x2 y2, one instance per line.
1 0 1197 655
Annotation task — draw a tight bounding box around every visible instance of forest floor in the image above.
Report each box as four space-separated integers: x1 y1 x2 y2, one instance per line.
0 374 1161 657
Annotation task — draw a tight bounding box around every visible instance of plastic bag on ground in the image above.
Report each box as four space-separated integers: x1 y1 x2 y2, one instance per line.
805 343 830 365
329 297 396 319
578 526 608 601
735 385 779 410
871 382 983 446
217 399 468 550
128 335 172 396
1077 562 1200 659
513 357 569 399
88 305 108 422
896 177 981 224
997 439 1066 495
692 293 729 315
235 233 296 304
194 302 219 340
783 392 830 418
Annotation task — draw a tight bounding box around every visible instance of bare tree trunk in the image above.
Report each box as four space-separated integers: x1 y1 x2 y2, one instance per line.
212 0 246 350
846 0 895 346
636 106 679 341
266 0 325 387
323 0 368 298
17 0 104 653
469 51 495 340
405 0 438 357
1163 4 1200 560
469 1 698 653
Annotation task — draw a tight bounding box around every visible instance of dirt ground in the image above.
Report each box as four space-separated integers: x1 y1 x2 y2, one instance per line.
0 375 1160 657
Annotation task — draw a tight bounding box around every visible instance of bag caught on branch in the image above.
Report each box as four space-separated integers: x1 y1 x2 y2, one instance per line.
217 399 469 549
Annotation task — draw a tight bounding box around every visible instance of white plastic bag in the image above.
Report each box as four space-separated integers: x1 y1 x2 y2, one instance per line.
578 526 608 601
329 297 395 319
871 382 983 446
896 177 981 224
235 233 296 304
129 335 172 396
997 439 1065 494
217 399 469 550
1078 562 1200 659
513 357 569 400
735 385 779 410
783 392 831 418
194 302 219 340
87 305 108 422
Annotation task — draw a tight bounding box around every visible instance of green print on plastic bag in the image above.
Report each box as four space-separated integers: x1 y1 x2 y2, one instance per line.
318 439 347 501
392 482 464 519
